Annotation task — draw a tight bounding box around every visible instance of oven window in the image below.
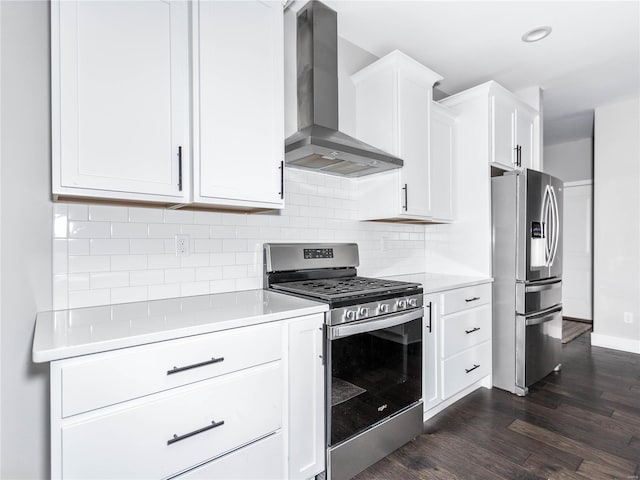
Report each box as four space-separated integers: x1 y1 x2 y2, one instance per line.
329 316 422 446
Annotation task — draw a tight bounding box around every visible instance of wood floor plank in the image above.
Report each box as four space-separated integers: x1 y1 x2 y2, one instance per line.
355 329 640 480
508 419 637 477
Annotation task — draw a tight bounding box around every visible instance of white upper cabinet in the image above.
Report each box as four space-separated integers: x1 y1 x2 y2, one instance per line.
52 1 190 203
490 86 537 171
193 0 284 210
353 51 446 223
442 81 539 174
430 103 455 222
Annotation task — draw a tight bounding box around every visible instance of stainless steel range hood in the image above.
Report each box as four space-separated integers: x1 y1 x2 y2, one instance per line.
285 1 403 177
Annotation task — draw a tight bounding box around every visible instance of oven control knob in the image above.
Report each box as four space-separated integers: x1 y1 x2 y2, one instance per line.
379 303 390 314
345 310 357 321
359 307 370 317
397 299 408 309
408 298 418 307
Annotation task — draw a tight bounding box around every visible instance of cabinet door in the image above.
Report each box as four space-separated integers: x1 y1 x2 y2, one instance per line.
423 295 441 412
53 1 189 201
288 314 325 479
516 108 535 171
398 75 431 218
490 93 516 169
429 105 454 221
195 1 284 209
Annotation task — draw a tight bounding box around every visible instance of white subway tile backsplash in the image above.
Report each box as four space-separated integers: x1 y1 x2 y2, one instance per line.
90 272 129 289
180 254 210 268
164 209 194 224
180 281 209 297
111 254 148 271
194 211 222 225
222 239 248 253
130 270 164 286
130 239 165 255
181 224 211 238
210 253 236 266
89 205 129 222
148 223 181 238
129 207 163 223
195 266 223 281
69 221 110 239
147 254 180 269
68 239 90 256
68 255 110 273
69 289 110 309
164 268 196 284
67 204 88 221
148 283 180 300
90 239 129 255
111 223 147 238
111 286 147 304
52 173 429 309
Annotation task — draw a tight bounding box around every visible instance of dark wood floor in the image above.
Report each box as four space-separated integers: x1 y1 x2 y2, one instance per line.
354 333 640 480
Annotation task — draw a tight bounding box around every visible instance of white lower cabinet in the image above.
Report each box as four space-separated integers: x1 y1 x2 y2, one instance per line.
287 314 325 480
423 282 493 419
50 314 327 480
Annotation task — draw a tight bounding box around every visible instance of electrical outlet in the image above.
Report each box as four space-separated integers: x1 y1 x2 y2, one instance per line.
623 312 634 324
175 234 190 257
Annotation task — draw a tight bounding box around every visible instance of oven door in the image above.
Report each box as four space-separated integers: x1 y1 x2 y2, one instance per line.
326 308 423 447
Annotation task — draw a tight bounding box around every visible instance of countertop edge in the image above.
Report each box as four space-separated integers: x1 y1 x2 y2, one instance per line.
33 298 328 364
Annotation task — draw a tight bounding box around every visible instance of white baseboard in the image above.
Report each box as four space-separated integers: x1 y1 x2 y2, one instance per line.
591 333 640 354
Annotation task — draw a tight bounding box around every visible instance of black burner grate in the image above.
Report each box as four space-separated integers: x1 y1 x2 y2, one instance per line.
271 276 419 301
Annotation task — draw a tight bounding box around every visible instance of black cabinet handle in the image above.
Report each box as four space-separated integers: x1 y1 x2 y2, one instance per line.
465 297 480 303
279 161 284 199
167 356 224 375
177 146 183 191
465 364 480 374
402 184 408 211
465 327 481 334
427 301 433 333
167 419 224 445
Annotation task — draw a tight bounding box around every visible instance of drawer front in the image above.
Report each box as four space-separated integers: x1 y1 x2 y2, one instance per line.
441 341 491 399
441 283 491 316
61 322 281 417
62 362 282 480
441 304 491 358
176 432 284 479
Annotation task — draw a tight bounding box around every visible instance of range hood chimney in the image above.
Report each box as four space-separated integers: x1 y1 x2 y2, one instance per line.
285 1 403 177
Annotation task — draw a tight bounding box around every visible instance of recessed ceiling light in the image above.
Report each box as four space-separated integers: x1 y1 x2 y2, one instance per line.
522 26 552 43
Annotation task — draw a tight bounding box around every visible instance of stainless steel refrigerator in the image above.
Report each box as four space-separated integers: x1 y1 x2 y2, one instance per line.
492 169 563 396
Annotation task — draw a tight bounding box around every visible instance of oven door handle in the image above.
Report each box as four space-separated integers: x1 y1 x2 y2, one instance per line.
329 309 423 340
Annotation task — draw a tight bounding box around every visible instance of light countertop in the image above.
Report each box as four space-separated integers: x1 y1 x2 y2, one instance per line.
383 272 493 294
33 289 328 363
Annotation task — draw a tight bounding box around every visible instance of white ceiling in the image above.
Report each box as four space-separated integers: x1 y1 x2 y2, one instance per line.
322 0 640 146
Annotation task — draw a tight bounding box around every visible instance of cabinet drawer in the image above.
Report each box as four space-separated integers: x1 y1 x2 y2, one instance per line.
441 304 491 358
441 283 491 315
441 341 491 399
60 322 281 417
176 432 284 479
62 362 282 479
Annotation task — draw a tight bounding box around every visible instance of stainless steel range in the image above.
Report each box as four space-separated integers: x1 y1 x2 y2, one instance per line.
264 243 423 480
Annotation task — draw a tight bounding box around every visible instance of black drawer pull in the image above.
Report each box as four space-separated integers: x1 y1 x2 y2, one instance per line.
167 357 224 375
465 327 481 334
465 297 481 303
167 419 225 445
465 364 480 374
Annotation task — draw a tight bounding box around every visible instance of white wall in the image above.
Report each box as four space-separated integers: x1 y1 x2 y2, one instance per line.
543 137 593 182
0 1 52 478
592 96 640 353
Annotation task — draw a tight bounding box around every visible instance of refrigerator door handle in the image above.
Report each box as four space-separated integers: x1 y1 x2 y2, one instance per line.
525 279 562 293
548 186 560 267
525 305 563 326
